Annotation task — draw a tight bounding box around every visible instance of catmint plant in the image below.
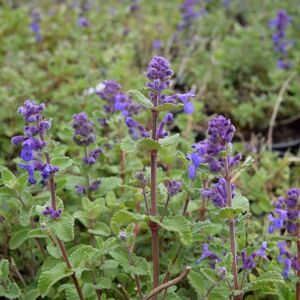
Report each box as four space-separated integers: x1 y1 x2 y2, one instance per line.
30 11 42 43
12 100 85 300
72 112 102 198
188 115 243 299
124 56 194 299
269 10 293 70
268 188 300 298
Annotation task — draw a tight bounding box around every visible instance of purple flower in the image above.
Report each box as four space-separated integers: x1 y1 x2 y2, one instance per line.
72 112 95 146
152 39 163 50
12 100 58 185
178 0 206 31
89 180 101 192
83 148 102 165
77 16 89 27
201 178 235 208
30 11 42 43
269 10 293 69
157 113 174 138
125 117 150 139
75 185 86 194
166 180 183 197
177 92 195 114
241 242 268 271
197 244 221 269
42 206 62 219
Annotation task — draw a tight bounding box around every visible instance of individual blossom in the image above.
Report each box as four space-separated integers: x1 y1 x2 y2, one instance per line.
166 180 183 197
83 148 102 165
157 113 174 139
125 117 150 138
269 10 293 70
11 100 59 185
77 16 89 27
152 39 163 50
42 206 62 220
240 242 268 271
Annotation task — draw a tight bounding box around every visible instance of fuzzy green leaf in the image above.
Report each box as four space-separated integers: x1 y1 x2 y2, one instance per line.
38 263 73 296
88 222 111 237
0 259 9 278
51 156 73 171
159 134 180 147
154 103 184 112
9 229 29 249
128 90 153 108
136 138 161 151
49 213 74 242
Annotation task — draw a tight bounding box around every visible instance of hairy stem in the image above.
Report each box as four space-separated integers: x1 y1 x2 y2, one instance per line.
224 158 242 300
149 96 160 299
143 267 191 300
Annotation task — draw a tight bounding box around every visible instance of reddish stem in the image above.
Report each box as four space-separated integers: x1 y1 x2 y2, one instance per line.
224 158 242 300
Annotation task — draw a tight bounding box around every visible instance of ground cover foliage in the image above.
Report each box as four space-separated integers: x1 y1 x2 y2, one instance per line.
0 1 300 299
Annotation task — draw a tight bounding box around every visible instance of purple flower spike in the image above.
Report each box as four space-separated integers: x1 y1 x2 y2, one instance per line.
72 112 95 146
166 180 182 197
197 244 221 269
42 207 62 220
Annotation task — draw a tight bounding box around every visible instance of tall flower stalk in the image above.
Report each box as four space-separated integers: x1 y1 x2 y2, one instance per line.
125 56 194 298
12 100 84 300
189 115 242 299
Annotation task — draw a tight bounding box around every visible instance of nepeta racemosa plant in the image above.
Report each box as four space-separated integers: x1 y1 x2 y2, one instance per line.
72 112 102 198
122 56 194 299
12 100 85 300
188 115 250 299
268 188 300 298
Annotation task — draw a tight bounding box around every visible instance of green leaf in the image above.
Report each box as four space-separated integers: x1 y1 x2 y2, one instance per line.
88 222 111 237
49 213 74 242
128 90 153 108
111 210 147 226
51 156 73 172
0 259 9 278
128 256 150 276
136 138 161 151
0 167 16 188
0 282 21 299
232 193 249 212
38 263 73 296
28 228 48 238
92 277 112 289
153 215 192 245
9 229 29 249
154 103 184 112
188 270 205 296
159 134 179 147
120 137 136 153
69 245 100 268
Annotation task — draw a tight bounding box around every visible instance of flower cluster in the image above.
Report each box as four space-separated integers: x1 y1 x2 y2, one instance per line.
268 188 300 235
30 11 42 43
240 242 268 271
72 112 102 195
201 178 235 208
75 179 101 195
42 206 62 219
166 180 183 197
268 188 299 278
11 100 59 185
269 10 293 70
72 112 96 146
197 242 268 272
97 80 140 117
145 56 195 113
177 0 206 31
277 241 299 278
187 115 241 180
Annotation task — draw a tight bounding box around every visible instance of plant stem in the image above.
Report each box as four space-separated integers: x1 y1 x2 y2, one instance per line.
143 267 191 300
160 195 170 222
224 158 242 300
91 270 102 300
149 98 160 298
39 131 85 300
